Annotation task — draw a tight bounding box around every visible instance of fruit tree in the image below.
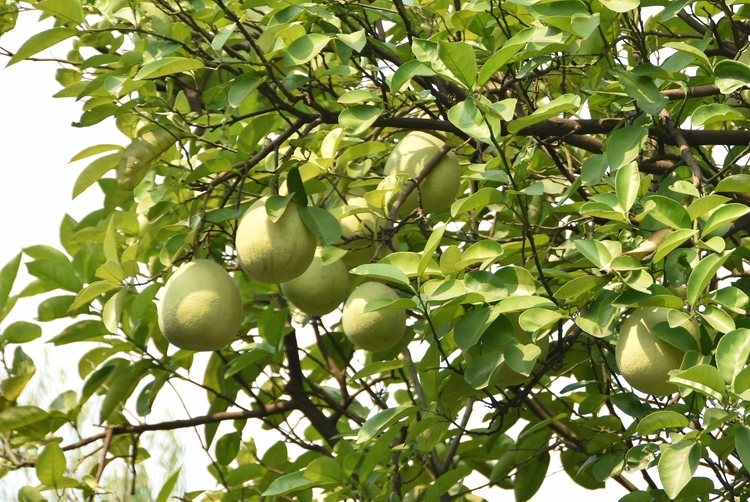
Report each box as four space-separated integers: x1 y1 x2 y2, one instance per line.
3 0 750 501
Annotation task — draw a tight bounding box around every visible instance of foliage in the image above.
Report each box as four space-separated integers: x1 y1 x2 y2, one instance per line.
3 0 750 500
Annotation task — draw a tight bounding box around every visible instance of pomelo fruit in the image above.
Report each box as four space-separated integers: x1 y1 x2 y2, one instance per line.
280 249 349 316
158 259 244 351
616 307 698 396
235 199 316 284
342 282 406 352
383 131 460 215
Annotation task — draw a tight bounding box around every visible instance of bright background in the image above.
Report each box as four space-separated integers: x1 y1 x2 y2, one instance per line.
0 12 640 501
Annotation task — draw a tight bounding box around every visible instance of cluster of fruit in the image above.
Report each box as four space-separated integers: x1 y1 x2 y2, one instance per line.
157 131 458 353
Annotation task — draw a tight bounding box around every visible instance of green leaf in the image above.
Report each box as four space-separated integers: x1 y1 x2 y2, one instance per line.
699 305 734 333
336 29 366 52
216 432 241 465
69 282 119 311
454 307 491 352
357 405 420 443
99 360 152 423
607 127 648 171
715 174 750 194
36 0 83 24
134 57 205 80
284 34 330 66
437 41 476 89
494 296 555 314
477 45 522 87
575 291 618 338
734 427 750 472
691 104 744 126
304 456 343 484
571 12 601 38
504 343 542 376
211 24 234 51
464 351 504 390
227 75 263 107
554 275 608 299
1 321 42 345
574 240 612 269
390 59 435 92
50 320 109 345
264 194 293 223
7 28 77 66
262 471 317 496
687 251 732 306
298 206 341 246
0 406 48 433
636 410 689 435
640 195 691 230
616 70 667 115
351 360 410 380
349 263 411 288
0 254 21 316
514 451 550 502
338 105 382 135
451 187 504 217
447 97 498 143
702 204 750 237
652 321 699 353
653 229 696 263
716 329 750 385
663 42 711 71
507 94 580 134
424 467 472 502
36 442 66 487
615 162 640 211
26 260 81 292
714 60 750 94
419 225 446 278
670 364 726 402
658 440 700 499
154 468 181 502
73 152 122 199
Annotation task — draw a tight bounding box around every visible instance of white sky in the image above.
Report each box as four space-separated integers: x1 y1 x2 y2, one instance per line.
0 12 648 502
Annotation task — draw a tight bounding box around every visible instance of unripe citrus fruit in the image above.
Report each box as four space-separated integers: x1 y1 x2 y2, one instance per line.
616 307 698 396
235 199 316 284
342 282 406 352
280 249 349 316
384 131 460 214
158 259 244 351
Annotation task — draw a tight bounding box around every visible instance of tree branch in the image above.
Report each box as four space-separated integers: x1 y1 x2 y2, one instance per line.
61 401 297 453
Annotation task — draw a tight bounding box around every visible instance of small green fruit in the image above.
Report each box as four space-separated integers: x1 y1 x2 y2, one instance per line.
342 282 406 352
158 259 244 351
280 249 349 317
616 307 698 396
235 199 317 284
384 131 461 214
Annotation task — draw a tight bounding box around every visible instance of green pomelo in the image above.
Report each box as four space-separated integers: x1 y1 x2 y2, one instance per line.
615 307 698 396
158 259 244 351
235 199 316 284
280 249 349 316
342 282 406 352
384 131 461 214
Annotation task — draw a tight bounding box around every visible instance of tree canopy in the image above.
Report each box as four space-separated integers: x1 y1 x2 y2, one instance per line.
3 0 750 500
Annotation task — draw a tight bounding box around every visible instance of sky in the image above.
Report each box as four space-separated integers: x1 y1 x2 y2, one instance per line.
0 11 649 502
